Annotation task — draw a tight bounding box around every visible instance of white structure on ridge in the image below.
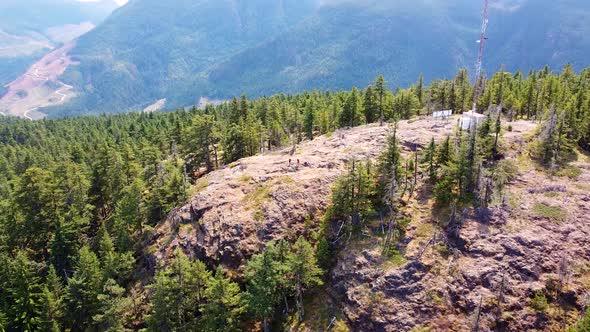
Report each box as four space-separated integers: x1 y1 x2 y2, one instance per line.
432 110 453 119
460 111 486 130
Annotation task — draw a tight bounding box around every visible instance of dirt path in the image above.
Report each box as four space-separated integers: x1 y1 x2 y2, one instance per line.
0 42 76 119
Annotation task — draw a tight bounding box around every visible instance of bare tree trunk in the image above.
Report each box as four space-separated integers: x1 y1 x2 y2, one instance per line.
296 281 304 321
213 144 219 169
263 318 269 332
474 295 483 332
410 148 418 198
402 160 409 198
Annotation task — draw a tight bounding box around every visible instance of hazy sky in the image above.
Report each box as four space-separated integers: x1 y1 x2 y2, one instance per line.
76 0 128 6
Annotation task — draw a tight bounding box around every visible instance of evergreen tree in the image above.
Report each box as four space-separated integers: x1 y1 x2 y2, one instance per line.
287 237 323 321
436 136 453 167
65 246 103 331
416 73 424 106
201 267 245 332
303 103 315 140
375 75 388 125
97 224 134 285
421 138 437 182
244 242 284 332
50 217 89 279
93 279 131 332
146 250 211 331
39 266 64 332
113 178 145 248
363 86 378 123
376 130 403 211
0 252 44 331
340 87 363 127
223 124 248 163
183 114 220 173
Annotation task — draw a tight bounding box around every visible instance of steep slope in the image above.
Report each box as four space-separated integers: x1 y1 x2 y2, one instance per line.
42 0 590 118
51 0 318 116
211 0 590 96
0 0 119 88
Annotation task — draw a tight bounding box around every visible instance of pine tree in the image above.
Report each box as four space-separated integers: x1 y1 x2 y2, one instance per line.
114 179 145 247
51 214 90 277
65 246 103 331
39 266 64 332
223 124 248 163
183 114 220 173
303 103 315 140
244 242 284 332
416 74 424 107
436 136 453 167
229 96 241 124
287 237 323 321
421 138 437 182
201 267 245 332
93 279 131 332
377 130 403 212
97 224 134 285
363 86 378 123
340 87 363 127
1 252 44 331
146 250 211 331
375 75 388 125
92 145 125 220
240 94 249 119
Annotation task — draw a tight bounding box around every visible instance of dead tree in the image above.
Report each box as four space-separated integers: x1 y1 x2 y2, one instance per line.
473 295 483 332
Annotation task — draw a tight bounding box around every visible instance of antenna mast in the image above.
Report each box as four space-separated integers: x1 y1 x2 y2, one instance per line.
473 0 489 111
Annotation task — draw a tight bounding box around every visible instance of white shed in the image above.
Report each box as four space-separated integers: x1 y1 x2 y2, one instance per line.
460 111 486 130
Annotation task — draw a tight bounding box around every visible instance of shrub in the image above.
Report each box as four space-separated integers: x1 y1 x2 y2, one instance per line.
531 290 548 312
556 165 583 179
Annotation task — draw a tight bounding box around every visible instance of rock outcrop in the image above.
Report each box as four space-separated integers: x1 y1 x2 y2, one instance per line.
148 116 590 331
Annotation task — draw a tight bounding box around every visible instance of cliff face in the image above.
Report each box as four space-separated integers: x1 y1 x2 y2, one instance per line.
147 117 457 270
147 116 590 331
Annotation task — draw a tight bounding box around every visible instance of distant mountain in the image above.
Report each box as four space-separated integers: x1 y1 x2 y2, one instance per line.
31 0 590 116
0 0 120 91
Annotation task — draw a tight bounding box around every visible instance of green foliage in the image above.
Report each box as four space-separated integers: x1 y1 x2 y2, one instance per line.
93 279 131 332
532 202 567 222
288 237 323 321
339 87 364 127
146 250 211 331
530 290 548 312
244 242 286 330
376 131 403 212
0 64 589 330
96 224 135 285
329 160 375 224
0 252 44 331
39 266 64 332
201 267 245 332
64 246 103 329
570 307 590 332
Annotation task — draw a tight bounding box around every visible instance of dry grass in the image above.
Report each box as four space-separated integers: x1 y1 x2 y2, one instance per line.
189 177 209 195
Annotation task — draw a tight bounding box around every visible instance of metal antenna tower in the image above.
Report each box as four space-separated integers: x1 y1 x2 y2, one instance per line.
473 0 489 111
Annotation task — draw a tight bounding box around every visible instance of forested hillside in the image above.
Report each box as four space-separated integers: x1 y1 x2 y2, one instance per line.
0 0 118 88
46 0 590 117
1 65 589 330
